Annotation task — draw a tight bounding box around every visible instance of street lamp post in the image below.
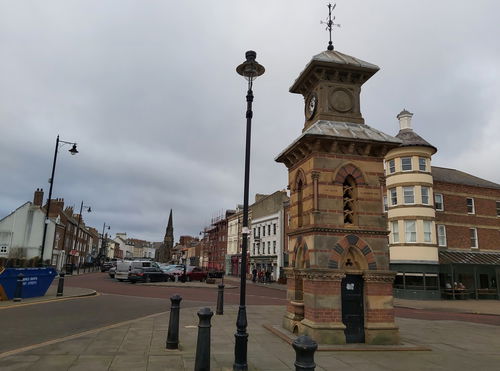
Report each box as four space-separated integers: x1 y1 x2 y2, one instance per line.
233 50 265 371
100 222 111 262
40 135 78 265
71 201 91 266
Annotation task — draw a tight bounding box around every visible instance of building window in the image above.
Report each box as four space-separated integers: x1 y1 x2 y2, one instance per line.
343 176 356 224
466 198 475 214
297 179 304 228
497 201 500 217
423 221 432 243
390 188 398 206
267 225 271 235
437 225 447 247
391 221 399 243
273 241 276 254
401 157 412 171
421 187 430 205
388 159 396 174
435 193 444 211
403 186 415 204
419 157 427 171
273 224 277 235
262 226 265 237
405 220 417 242
470 228 478 248
267 241 271 254
383 196 388 212
257 245 260 255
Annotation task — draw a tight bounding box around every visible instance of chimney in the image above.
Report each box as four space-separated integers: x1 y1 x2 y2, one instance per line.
397 109 413 130
33 188 44 207
48 198 65 217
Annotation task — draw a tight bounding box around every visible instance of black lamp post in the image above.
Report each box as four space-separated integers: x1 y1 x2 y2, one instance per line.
233 50 265 371
71 201 91 266
40 135 78 265
100 222 111 262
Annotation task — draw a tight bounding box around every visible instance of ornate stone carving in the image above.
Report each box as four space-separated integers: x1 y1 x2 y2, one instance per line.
363 271 396 283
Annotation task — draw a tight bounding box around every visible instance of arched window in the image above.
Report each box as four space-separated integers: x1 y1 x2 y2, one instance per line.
297 179 304 227
343 175 356 225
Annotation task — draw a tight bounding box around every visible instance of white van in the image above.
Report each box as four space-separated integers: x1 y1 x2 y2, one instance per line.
115 261 132 281
115 260 154 281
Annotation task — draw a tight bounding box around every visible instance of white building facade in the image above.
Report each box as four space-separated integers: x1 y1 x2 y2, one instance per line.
0 202 56 263
250 212 283 281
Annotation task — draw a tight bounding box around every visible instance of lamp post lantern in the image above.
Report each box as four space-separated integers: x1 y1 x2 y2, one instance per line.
233 50 265 371
40 135 78 265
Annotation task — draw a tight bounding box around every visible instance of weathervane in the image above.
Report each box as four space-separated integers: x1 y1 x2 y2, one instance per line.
321 3 341 51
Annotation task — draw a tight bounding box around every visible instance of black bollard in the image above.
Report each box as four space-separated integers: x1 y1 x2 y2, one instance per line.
166 294 182 349
216 284 224 315
292 335 318 371
194 307 213 371
56 273 65 297
13 273 24 302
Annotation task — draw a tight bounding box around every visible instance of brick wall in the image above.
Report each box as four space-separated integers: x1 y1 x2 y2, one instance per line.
434 181 500 251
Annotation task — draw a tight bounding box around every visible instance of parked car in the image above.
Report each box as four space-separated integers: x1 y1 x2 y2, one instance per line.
167 266 208 282
108 266 116 278
128 262 166 283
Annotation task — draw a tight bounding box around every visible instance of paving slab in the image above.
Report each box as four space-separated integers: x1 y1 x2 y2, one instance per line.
2 304 500 370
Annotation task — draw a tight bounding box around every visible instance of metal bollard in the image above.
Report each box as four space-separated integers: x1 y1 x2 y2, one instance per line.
292 335 318 371
13 273 24 302
57 273 65 297
166 294 182 349
216 284 224 315
194 307 213 371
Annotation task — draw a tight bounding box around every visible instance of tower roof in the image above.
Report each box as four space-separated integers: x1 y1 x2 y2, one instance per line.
395 129 437 152
290 50 379 94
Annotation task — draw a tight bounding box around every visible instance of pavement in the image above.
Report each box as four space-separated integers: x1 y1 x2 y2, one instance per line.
1 304 500 370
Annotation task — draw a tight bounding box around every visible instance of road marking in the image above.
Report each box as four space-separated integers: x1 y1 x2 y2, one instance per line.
0 291 99 310
0 309 168 359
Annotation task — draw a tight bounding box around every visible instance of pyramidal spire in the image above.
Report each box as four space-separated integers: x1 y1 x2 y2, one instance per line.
167 209 173 230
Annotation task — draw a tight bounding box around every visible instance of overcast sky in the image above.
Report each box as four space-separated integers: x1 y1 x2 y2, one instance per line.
1 1 499 242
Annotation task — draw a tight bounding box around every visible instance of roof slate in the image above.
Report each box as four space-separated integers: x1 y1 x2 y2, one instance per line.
275 120 401 160
432 166 500 190
396 129 436 151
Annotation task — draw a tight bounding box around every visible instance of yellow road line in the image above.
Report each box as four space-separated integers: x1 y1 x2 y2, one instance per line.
0 310 168 359
0 291 99 310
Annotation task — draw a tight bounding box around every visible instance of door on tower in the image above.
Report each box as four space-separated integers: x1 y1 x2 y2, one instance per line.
341 274 365 343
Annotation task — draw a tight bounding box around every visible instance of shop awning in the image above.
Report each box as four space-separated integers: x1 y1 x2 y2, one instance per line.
439 250 500 265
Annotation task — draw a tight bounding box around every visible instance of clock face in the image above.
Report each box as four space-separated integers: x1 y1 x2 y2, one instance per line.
306 93 317 120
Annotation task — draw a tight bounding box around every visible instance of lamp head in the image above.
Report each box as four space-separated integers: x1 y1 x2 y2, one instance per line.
236 50 265 82
69 144 78 155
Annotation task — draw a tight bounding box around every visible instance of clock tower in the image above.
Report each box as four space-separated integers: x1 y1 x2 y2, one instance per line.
276 47 402 344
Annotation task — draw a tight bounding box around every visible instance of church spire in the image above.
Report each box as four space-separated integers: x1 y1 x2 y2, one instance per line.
166 209 173 231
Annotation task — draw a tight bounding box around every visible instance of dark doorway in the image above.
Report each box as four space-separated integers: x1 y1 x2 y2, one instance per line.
341 274 365 343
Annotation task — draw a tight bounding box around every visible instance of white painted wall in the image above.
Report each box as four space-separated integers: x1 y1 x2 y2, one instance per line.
0 202 56 261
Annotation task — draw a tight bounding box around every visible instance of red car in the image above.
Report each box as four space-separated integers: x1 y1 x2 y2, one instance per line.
168 266 207 282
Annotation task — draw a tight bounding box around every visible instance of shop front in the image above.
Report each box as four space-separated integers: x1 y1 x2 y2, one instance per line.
250 255 278 281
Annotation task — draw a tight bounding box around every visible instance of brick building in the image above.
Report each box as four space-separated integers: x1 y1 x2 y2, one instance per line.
384 111 500 300
204 210 235 270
